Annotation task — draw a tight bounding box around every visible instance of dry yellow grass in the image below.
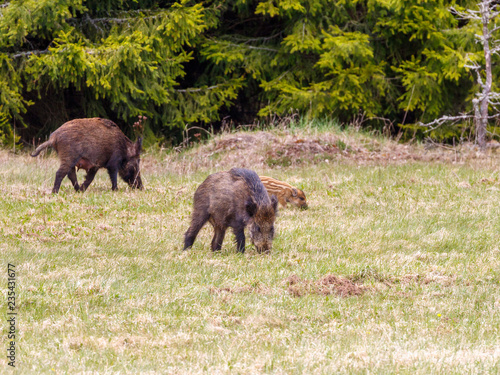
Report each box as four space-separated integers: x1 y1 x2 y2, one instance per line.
1 125 500 373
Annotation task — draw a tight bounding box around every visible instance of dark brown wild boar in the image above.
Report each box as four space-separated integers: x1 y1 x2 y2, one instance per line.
31 118 143 193
183 168 279 253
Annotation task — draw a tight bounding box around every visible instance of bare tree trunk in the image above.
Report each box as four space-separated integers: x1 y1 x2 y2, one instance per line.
478 1 492 149
423 1 500 142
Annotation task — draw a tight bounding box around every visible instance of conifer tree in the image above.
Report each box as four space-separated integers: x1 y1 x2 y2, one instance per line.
0 0 485 144
424 0 500 148
201 0 477 129
0 0 237 141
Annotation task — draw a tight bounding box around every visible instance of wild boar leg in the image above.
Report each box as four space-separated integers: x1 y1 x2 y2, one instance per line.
107 167 118 191
233 227 246 253
183 211 210 250
52 165 72 193
67 167 80 191
211 226 227 251
80 167 99 192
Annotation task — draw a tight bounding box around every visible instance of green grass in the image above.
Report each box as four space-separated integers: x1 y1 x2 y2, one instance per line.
1 131 500 373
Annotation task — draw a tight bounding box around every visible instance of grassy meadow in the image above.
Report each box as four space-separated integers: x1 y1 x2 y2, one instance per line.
1 125 500 373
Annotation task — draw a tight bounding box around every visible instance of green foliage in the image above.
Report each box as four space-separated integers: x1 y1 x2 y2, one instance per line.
0 0 231 142
0 51 29 145
201 0 478 131
0 114 19 146
0 0 492 144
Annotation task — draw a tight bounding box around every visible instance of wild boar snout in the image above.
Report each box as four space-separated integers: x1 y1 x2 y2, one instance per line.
249 221 275 253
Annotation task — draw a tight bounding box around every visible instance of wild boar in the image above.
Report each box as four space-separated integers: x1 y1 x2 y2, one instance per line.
31 117 143 193
183 168 279 253
259 176 308 209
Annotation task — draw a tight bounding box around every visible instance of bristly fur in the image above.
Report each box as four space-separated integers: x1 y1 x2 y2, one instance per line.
30 117 143 193
259 175 307 209
31 139 54 157
184 168 278 253
229 168 270 206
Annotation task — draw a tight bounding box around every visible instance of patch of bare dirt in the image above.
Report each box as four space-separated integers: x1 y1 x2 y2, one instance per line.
7 129 500 177
207 271 462 300
284 274 366 297
213 133 272 152
159 129 500 174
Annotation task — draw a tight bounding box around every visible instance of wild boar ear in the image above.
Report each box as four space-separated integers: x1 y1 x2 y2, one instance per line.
245 198 257 217
291 188 298 197
135 137 143 155
270 194 278 212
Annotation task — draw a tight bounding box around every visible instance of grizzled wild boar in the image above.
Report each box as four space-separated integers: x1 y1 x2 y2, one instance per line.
31 118 143 193
259 176 308 209
184 168 279 253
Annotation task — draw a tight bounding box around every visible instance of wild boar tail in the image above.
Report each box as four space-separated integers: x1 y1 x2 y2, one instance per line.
30 140 53 157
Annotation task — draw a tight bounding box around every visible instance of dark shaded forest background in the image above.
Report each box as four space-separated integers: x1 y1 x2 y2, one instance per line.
0 0 497 147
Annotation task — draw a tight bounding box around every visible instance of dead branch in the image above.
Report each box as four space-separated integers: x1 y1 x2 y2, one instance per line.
420 113 474 132
176 85 221 93
11 49 49 58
